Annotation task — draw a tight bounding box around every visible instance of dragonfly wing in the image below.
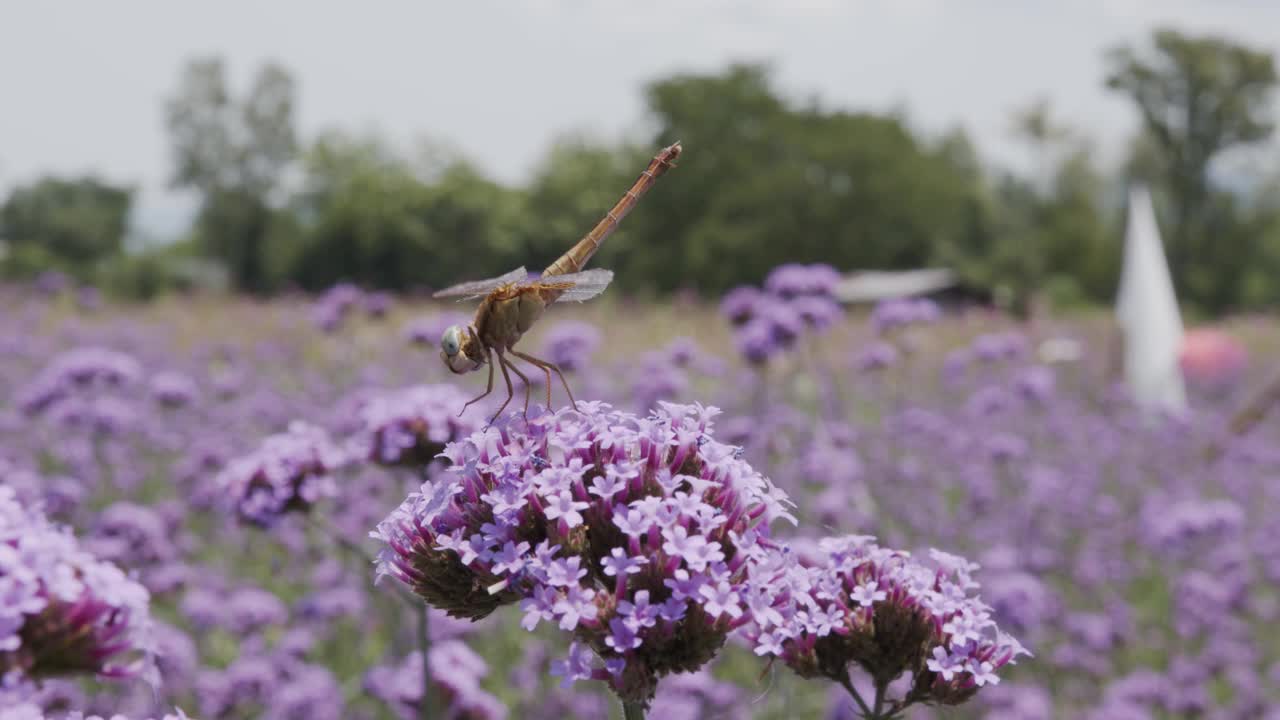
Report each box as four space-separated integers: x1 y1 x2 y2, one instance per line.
433 267 529 299
548 268 614 302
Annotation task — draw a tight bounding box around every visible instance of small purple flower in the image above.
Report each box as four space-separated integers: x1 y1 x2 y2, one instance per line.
543 492 589 529
927 646 963 681
549 642 597 689
698 581 742 621
601 548 646 578
850 580 887 608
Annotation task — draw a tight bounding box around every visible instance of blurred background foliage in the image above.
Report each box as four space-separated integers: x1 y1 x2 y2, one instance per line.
3 28 1280 316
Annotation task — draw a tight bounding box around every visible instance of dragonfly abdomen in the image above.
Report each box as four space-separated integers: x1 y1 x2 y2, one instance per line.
542 142 682 279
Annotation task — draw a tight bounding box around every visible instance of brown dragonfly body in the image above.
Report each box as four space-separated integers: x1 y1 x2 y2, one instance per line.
435 142 682 421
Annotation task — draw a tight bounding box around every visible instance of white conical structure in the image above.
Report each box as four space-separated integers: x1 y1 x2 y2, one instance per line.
1115 185 1187 414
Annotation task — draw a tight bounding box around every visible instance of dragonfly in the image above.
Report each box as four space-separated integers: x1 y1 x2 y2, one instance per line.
434 141 682 421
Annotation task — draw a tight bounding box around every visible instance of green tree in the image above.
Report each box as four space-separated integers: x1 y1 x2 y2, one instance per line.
617 63 985 296
286 131 525 292
1106 28 1278 312
968 103 1113 316
0 176 133 279
165 58 297 293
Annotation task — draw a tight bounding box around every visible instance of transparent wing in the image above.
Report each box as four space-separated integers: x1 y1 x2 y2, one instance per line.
548 268 614 302
433 267 529 299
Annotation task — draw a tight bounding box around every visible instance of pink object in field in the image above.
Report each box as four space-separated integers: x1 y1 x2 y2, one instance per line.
1180 328 1248 384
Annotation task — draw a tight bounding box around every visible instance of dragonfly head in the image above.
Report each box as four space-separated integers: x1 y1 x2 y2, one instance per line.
441 325 485 374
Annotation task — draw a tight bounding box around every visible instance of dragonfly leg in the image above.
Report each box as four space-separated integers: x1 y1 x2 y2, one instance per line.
499 352 534 419
511 350 577 412
510 350 553 409
460 348 496 417
490 350 516 423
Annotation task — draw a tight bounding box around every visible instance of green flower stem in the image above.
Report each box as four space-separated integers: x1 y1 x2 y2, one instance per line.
418 602 436 720
621 700 646 720
838 673 876 718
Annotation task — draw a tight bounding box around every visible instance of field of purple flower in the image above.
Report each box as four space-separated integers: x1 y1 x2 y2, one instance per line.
2 267 1279 720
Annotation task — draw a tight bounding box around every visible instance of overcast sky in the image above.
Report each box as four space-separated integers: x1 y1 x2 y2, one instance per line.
2 1 1278 239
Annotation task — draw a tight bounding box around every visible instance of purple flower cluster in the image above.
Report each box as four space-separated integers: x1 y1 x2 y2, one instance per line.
194 650 345 719
215 421 347 527
310 283 364 333
764 263 842 300
149 372 200 409
364 642 506 720
0 486 157 685
743 535 1028 712
363 290 394 319
721 264 843 364
348 384 482 467
373 402 796 707
869 298 940 335
539 321 602 373
18 348 141 415
629 338 723 413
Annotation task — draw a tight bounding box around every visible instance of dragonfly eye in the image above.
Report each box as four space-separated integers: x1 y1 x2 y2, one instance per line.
441 325 464 357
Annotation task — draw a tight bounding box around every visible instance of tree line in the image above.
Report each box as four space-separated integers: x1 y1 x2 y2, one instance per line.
2 28 1277 316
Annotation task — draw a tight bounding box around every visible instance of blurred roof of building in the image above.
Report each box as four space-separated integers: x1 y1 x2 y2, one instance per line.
835 268 957 304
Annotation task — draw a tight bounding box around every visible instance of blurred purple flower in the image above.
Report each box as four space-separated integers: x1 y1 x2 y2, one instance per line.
150 371 200 408
540 321 602 373
764 263 841 300
348 384 481 467
365 642 506 720
19 347 141 415
719 286 764 327
215 422 347 527
363 291 394 319
311 283 363 333
0 486 158 685
402 311 470 347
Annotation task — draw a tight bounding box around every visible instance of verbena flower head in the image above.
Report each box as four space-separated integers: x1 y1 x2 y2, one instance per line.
364 642 506 720
723 264 843 365
870 298 940 335
363 291 394 319
764 263 842 300
719 286 765 327
18 347 142 415
149 371 200 408
744 535 1028 713
372 402 796 708
0 486 157 685
349 385 481 467
540 321 602 373
216 421 347 527
311 283 363 333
